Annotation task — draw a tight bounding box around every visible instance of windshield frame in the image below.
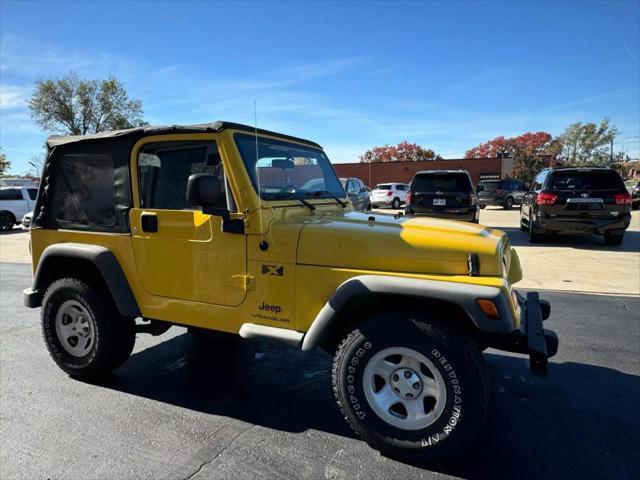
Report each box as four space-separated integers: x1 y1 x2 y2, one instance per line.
233 133 346 202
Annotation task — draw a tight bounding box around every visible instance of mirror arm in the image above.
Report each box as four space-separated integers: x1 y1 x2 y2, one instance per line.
202 207 245 234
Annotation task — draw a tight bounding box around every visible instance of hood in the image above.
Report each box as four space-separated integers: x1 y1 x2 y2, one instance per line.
297 211 507 277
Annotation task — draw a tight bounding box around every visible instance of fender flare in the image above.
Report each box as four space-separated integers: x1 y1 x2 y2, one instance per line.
301 274 514 351
23 243 141 318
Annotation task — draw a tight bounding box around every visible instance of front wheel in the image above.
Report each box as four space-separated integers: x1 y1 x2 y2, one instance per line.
332 313 489 462
41 278 136 378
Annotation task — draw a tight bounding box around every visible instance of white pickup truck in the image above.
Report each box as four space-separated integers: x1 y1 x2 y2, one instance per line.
0 187 38 231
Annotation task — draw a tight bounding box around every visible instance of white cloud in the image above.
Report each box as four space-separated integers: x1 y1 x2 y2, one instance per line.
0 84 29 109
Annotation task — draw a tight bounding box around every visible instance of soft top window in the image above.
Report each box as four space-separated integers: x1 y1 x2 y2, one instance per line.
51 154 116 227
411 173 472 192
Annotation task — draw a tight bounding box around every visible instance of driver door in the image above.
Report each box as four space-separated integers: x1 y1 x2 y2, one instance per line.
129 135 247 307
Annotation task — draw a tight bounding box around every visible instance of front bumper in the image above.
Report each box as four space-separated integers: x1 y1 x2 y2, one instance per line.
538 214 631 235
482 291 558 377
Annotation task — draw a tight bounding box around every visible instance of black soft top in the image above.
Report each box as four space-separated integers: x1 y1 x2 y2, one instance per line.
45 121 322 149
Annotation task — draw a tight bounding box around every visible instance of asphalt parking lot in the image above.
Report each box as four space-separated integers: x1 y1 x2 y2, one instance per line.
0 209 639 479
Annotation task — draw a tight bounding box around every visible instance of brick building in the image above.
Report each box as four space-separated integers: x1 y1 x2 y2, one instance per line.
333 156 514 187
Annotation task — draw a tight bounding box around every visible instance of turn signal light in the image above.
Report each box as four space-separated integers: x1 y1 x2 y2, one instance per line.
536 192 557 205
407 192 413 204
613 193 631 205
477 299 500 320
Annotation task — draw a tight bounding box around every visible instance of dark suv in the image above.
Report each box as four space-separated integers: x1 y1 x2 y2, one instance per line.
477 179 527 210
520 167 632 245
405 170 479 222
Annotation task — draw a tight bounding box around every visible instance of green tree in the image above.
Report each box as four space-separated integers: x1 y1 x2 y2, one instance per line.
0 149 10 177
28 72 146 135
559 118 620 166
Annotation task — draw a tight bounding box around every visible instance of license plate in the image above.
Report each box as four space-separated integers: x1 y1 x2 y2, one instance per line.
433 199 446 206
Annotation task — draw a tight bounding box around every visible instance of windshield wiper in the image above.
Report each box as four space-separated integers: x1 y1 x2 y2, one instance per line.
272 191 316 212
308 190 347 208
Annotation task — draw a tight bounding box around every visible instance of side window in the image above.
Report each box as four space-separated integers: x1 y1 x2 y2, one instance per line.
27 188 38 200
396 185 405 191
137 141 227 210
51 154 117 227
532 172 547 190
0 188 23 200
346 180 356 194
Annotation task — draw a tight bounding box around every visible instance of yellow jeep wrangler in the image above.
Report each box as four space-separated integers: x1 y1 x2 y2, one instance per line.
24 121 557 462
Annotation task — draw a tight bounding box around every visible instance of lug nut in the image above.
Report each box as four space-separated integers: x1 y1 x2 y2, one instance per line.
413 382 420 390
392 374 399 382
404 371 412 379
406 393 413 399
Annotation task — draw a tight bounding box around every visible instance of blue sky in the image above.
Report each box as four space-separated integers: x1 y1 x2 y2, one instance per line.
1 0 639 174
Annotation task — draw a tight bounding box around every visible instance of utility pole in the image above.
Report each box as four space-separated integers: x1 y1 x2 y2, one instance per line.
610 138 614 165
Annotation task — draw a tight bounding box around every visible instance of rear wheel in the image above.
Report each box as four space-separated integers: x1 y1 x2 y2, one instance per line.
332 312 490 463
527 210 545 243
41 278 136 378
504 197 514 210
478 205 486 209
392 198 401 209
0 211 15 231
604 232 624 246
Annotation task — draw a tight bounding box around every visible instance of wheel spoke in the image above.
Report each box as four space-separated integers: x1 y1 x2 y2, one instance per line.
421 377 438 398
374 360 397 379
401 398 425 422
372 385 399 413
400 354 421 373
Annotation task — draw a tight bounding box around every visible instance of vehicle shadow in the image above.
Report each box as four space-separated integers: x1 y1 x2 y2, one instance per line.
495 226 640 252
0 227 27 236
93 333 640 479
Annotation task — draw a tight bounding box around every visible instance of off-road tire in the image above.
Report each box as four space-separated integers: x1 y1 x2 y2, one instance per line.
504 197 514 210
332 312 490 463
392 198 401 209
604 232 624 246
41 278 135 378
0 211 15 232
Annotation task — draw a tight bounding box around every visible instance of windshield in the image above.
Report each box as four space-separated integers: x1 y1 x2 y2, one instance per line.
411 174 472 192
548 170 624 191
234 134 345 200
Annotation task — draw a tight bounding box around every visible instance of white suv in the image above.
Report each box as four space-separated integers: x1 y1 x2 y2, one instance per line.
371 183 409 209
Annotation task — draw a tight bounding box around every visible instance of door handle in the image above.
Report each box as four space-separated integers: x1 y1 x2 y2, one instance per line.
141 213 158 233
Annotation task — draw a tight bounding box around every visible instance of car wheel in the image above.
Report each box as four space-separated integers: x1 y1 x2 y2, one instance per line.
520 211 528 232
404 207 413 215
392 198 401 209
41 278 136 378
366 202 372 211
604 232 624 246
504 197 514 210
478 205 486 209
0 211 15 232
528 214 545 243
632 202 639 211
332 312 489 463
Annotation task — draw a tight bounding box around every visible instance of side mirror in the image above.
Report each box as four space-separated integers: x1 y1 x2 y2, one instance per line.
186 173 221 209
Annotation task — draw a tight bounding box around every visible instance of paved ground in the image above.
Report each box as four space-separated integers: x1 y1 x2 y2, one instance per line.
1 262 639 479
3 209 638 294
